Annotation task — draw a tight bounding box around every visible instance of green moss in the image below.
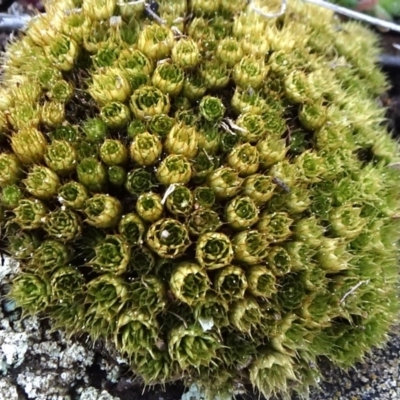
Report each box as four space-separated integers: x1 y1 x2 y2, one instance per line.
1 0 400 398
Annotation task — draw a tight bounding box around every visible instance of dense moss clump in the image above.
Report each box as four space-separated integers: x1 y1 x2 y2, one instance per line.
1 0 400 397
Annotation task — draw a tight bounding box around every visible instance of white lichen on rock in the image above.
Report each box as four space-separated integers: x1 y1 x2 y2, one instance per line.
0 377 19 400
78 387 120 400
0 330 28 370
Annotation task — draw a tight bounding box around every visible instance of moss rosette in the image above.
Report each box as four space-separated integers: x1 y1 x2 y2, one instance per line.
1 0 400 398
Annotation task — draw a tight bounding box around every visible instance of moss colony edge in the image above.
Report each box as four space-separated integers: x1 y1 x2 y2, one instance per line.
0 0 400 398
